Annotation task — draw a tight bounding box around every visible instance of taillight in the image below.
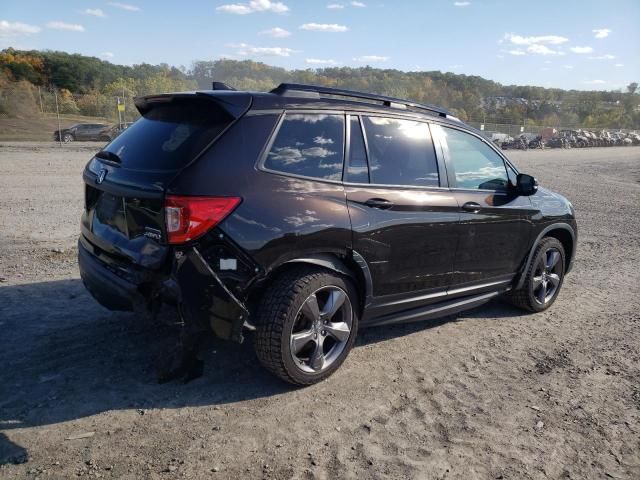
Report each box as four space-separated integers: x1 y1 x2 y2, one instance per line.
164 195 241 244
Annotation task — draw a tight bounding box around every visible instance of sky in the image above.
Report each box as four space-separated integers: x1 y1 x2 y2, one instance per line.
1 0 639 91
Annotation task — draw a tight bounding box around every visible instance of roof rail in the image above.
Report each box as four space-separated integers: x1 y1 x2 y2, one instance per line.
270 83 452 118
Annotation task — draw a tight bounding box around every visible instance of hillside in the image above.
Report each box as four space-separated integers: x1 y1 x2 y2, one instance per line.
1 48 638 129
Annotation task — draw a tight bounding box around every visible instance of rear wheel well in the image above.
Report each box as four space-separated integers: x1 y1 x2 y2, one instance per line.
249 255 367 318
543 228 573 271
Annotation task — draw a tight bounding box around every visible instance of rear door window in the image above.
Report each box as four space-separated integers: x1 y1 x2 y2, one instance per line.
101 97 233 171
361 116 439 187
264 113 344 181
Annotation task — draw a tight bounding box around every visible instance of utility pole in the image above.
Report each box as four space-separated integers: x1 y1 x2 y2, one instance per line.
122 86 126 126
116 96 122 129
37 86 44 114
54 89 62 147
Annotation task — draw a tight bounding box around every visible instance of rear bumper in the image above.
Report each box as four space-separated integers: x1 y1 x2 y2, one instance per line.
78 239 149 311
78 235 253 343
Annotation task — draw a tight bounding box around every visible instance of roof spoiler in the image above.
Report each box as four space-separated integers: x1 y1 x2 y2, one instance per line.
134 91 252 119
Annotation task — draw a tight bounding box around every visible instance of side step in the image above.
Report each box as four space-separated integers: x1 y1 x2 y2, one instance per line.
365 290 502 327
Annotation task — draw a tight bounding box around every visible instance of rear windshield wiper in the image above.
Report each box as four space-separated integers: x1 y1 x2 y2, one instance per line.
95 150 122 164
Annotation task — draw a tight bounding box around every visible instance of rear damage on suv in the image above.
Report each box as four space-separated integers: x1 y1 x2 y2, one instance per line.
78 91 261 345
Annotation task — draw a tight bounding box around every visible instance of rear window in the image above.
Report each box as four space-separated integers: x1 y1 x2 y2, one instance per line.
264 113 344 181
102 97 232 171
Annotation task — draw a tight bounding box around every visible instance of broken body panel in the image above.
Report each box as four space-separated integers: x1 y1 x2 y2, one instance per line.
79 91 259 342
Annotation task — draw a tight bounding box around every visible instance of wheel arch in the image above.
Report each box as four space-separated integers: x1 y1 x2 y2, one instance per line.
251 252 372 317
515 223 576 289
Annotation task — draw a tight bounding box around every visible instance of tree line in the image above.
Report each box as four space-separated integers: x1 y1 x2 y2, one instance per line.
1 48 638 129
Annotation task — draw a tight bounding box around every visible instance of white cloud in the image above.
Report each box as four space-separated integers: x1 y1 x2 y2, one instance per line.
592 28 611 39
46 21 85 32
327 3 344 8
300 23 348 32
351 1 366 6
306 58 337 65
82 8 106 17
260 27 290 37
217 4 252 14
454 1 470 6
614 63 624 67
227 42 296 57
570 46 593 54
107 2 141 11
101 52 114 58
508 49 526 56
0 20 41 37
589 54 615 60
564 65 573 69
216 0 288 14
527 44 564 56
583 80 606 85
353 55 388 63
503 33 568 46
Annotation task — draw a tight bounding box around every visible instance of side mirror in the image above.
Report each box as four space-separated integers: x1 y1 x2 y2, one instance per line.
516 173 538 196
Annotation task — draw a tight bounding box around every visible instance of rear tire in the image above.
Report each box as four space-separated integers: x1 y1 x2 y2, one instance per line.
507 237 565 312
254 267 359 386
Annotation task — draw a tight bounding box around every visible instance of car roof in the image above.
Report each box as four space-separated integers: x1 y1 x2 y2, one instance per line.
141 83 466 129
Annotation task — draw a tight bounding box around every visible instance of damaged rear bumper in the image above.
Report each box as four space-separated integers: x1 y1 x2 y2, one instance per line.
78 238 150 312
78 236 253 343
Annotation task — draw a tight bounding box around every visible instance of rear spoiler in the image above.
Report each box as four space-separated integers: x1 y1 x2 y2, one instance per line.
134 91 252 119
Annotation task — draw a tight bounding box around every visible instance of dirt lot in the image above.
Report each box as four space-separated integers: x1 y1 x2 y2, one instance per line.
1 142 639 479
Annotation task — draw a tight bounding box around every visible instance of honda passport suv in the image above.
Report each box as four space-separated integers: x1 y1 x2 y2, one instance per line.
78 83 577 385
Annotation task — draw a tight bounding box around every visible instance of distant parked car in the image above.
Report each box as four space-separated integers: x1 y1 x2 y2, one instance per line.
53 123 115 143
489 132 513 144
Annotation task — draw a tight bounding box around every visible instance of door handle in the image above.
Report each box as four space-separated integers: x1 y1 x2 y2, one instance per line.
364 198 394 210
461 201 482 213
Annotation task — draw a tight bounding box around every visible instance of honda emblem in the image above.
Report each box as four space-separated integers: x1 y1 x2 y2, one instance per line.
96 168 107 184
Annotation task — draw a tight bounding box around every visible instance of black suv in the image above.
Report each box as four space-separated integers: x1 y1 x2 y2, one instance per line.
54 123 115 143
78 83 577 385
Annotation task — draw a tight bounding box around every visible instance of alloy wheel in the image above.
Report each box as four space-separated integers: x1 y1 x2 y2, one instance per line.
532 247 562 305
289 286 353 374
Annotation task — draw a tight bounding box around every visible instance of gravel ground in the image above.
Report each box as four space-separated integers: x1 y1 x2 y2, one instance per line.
1 142 639 479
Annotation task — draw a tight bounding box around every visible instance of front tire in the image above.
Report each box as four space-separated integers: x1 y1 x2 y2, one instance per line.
63 133 74 143
254 267 359 386
507 237 566 312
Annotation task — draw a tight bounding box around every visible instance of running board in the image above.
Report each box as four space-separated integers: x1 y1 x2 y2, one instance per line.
364 290 502 327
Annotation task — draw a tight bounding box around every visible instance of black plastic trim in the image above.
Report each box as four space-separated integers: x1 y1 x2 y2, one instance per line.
515 222 576 289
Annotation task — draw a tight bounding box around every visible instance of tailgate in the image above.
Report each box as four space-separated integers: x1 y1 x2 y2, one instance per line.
81 172 169 269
